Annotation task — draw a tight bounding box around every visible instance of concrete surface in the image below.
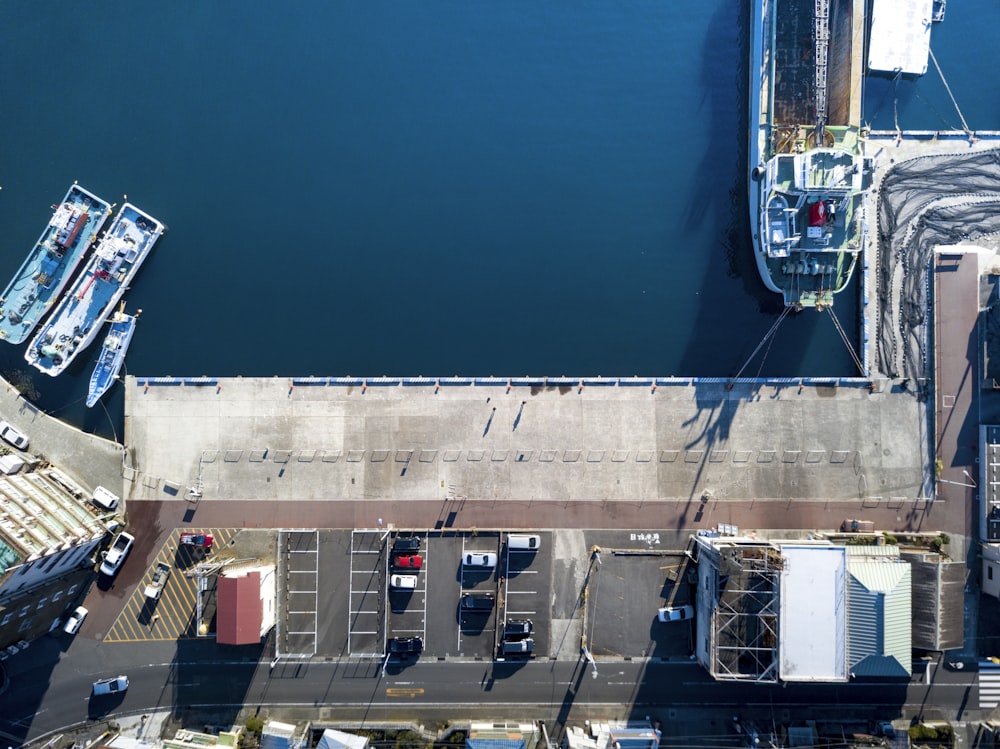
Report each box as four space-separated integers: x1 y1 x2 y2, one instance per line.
0 376 124 496
123 376 926 507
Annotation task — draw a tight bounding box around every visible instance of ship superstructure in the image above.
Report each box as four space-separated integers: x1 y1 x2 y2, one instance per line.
0 184 111 344
749 0 873 308
26 203 163 376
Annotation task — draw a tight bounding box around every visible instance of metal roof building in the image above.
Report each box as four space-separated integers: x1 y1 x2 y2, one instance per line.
695 535 912 683
846 547 912 677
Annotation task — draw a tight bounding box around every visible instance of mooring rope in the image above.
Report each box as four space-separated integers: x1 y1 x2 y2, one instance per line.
929 46 972 137
827 306 865 375
733 306 793 380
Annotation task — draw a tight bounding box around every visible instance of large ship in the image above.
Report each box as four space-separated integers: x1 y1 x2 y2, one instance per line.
86 304 138 408
0 184 111 344
749 0 873 309
26 203 163 376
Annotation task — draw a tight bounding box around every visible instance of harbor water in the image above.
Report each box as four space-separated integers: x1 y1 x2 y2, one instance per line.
0 0 997 437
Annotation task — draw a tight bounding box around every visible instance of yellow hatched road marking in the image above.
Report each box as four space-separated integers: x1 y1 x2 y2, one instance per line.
104 527 235 643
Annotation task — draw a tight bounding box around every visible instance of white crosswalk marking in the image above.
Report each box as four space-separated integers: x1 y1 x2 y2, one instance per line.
980 660 1000 709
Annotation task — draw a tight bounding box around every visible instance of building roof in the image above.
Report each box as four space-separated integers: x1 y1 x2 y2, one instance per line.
779 545 847 682
317 729 369 749
0 470 107 573
467 740 525 749
904 550 965 651
847 554 912 677
867 0 932 75
217 570 262 646
259 721 296 749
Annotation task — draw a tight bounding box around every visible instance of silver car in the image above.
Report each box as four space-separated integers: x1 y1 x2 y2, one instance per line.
100 532 135 577
0 420 29 450
463 552 497 568
92 675 129 695
63 606 89 635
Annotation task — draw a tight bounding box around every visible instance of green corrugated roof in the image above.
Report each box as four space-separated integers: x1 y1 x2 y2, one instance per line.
847 558 911 676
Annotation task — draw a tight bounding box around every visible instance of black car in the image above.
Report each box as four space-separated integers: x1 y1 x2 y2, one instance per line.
392 535 421 553
388 637 423 656
504 619 533 637
461 593 495 611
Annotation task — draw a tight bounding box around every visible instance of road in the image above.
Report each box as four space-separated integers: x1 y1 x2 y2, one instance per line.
0 632 980 746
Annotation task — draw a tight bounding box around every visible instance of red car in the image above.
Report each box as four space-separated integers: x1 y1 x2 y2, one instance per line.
179 532 214 550
393 553 422 570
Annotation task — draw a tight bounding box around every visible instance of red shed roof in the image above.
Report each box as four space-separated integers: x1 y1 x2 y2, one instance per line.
217 570 262 645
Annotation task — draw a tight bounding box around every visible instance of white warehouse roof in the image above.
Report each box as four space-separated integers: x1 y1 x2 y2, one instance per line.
779 545 847 682
868 0 933 75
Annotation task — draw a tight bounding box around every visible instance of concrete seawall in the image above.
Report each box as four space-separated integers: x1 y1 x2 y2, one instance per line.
0 376 124 495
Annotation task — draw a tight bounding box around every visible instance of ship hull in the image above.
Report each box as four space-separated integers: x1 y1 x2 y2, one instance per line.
26 204 163 377
0 185 111 344
748 0 871 309
86 311 136 407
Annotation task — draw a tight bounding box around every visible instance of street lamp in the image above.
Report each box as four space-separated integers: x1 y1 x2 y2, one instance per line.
939 477 976 489
963 470 978 487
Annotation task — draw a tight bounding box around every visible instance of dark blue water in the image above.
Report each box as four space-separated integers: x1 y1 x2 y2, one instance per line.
0 0 996 435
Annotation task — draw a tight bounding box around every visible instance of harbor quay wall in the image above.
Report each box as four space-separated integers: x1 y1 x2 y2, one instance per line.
123 374 930 524
0 374 124 496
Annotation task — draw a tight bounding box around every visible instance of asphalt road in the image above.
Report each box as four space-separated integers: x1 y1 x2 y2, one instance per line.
0 632 980 747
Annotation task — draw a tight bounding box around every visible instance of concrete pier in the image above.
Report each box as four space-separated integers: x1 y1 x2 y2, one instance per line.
0 376 124 494
123 375 926 510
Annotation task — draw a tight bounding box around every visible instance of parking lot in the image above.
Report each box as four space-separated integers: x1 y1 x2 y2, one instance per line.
268 527 693 663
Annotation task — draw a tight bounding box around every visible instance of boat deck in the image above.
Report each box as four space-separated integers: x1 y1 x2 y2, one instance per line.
87 312 137 407
26 204 162 376
772 0 860 136
0 185 111 344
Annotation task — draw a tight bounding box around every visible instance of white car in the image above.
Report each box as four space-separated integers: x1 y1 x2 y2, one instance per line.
93 675 129 695
0 420 29 450
658 604 694 622
100 531 135 577
463 552 497 568
63 606 89 635
390 574 417 590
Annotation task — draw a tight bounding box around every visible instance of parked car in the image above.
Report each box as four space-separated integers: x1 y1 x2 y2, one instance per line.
92 675 129 695
504 619 533 637
390 574 418 590
144 562 172 600
461 593 495 611
63 606 88 635
393 553 422 570
179 532 214 550
463 552 497 568
92 486 120 512
392 535 421 553
658 604 694 622
388 637 423 656
507 534 541 551
0 420 29 450
99 531 135 577
501 638 534 654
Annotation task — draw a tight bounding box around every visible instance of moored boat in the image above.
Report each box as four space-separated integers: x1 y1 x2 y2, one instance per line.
0 184 111 344
748 0 874 309
26 203 163 376
86 304 138 408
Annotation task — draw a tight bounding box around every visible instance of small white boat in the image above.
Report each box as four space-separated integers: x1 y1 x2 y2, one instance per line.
86 304 138 408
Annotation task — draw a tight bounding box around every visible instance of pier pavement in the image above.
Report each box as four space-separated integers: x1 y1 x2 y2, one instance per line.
122 375 937 531
0 376 123 495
